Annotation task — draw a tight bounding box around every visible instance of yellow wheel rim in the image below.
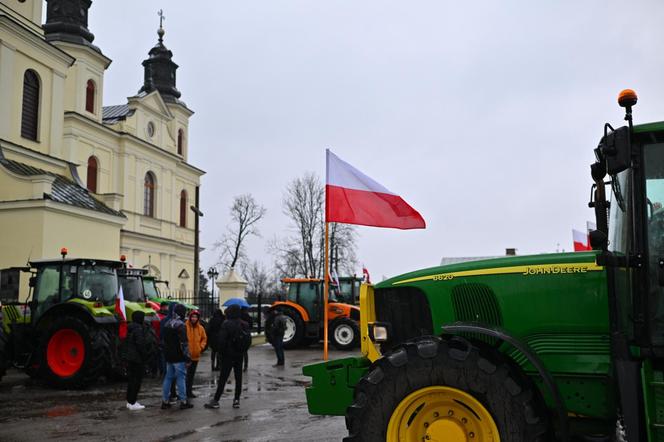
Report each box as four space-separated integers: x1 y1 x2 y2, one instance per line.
387 386 500 442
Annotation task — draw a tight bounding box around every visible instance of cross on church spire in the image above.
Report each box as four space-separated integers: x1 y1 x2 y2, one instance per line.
157 9 165 43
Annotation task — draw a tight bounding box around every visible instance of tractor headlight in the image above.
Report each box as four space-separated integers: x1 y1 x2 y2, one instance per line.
369 322 390 342
373 325 388 342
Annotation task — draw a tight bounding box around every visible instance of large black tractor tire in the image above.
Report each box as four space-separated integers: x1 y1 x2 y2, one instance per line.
330 317 360 351
0 325 10 382
39 317 112 389
345 335 551 442
265 308 305 349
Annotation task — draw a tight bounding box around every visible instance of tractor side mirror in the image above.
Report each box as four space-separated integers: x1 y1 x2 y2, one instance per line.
600 126 631 175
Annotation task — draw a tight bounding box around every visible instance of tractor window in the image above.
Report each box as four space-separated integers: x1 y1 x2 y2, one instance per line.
120 276 144 302
77 265 117 305
644 143 664 343
609 169 631 254
298 283 321 321
35 265 62 319
143 280 159 298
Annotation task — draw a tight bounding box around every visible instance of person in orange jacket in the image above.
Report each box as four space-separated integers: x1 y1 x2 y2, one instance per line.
185 310 207 398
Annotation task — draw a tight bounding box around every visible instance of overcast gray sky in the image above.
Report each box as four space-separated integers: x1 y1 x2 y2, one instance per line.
89 1 664 281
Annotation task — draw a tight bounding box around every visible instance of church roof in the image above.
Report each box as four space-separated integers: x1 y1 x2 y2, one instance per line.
0 158 125 218
102 105 135 124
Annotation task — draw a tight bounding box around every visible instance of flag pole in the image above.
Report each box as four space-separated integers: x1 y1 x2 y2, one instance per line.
323 222 330 361
323 221 330 361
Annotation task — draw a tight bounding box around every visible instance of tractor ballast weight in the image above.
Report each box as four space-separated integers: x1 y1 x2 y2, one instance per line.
304 91 664 441
265 277 361 350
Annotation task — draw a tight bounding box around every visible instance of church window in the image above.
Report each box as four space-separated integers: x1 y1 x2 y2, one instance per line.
85 80 95 113
21 70 40 141
144 172 156 217
179 190 187 227
87 156 98 193
177 129 184 155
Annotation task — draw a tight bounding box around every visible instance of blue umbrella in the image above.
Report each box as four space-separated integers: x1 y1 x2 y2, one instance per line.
223 297 250 308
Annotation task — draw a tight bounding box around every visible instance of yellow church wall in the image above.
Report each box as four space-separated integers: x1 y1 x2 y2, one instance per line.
0 1 43 31
0 16 71 157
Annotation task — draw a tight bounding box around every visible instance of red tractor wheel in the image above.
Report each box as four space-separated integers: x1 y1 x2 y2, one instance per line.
47 328 85 377
40 316 111 389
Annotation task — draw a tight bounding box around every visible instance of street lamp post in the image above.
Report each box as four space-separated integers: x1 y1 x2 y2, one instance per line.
207 267 219 315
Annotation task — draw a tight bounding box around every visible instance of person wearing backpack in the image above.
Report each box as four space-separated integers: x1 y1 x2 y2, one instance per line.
270 309 287 367
240 306 253 372
205 304 249 409
161 304 193 410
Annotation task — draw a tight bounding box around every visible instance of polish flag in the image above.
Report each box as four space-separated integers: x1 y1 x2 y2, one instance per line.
362 266 371 284
115 285 128 338
573 229 592 251
325 150 426 229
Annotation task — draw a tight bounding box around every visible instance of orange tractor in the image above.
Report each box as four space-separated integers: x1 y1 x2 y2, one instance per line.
265 277 361 350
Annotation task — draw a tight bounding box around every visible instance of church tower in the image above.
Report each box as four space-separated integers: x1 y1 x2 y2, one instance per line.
139 17 181 104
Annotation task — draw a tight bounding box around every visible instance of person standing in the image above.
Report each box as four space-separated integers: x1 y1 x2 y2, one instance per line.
161 304 193 410
270 310 287 367
206 309 225 371
240 306 253 372
205 305 249 409
126 311 148 410
185 310 207 398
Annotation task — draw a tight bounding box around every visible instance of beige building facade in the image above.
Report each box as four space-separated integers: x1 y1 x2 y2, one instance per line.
0 0 204 299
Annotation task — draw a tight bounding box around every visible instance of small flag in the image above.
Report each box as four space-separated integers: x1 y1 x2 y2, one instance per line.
362 266 371 284
326 150 425 229
573 229 591 251
331 269 341 289
115 285 127 339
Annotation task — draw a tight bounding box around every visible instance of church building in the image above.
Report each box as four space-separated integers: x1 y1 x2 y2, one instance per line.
0 0 204 299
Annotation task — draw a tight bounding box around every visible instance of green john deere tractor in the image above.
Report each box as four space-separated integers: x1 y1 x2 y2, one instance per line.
303 90 664 441
1 254 156 388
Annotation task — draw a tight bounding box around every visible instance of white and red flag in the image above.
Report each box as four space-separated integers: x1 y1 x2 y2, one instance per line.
325 150 425 229
362 266 371 284
573 229 592 251
115 285 128 338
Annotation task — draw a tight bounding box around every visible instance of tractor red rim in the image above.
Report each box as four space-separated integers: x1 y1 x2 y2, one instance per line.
47 329 85 378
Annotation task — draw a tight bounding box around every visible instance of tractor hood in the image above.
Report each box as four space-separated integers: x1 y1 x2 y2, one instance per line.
377 251 601 289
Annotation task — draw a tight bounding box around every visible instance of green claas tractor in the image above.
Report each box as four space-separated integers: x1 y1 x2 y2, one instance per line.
303 90 664 441
1 253 157 388
142 275 199 312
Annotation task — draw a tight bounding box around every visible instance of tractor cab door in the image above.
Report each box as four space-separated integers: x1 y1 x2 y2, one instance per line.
32 264 74 324
643 142 664 345
297 283 321 323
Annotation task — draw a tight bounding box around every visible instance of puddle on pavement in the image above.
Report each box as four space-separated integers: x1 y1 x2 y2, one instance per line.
46 405 77 417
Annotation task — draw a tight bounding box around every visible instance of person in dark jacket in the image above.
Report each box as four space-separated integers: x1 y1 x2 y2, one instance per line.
206 309 225 371
205 305 248 409
126 311 148 410
161 303 193 410
160 302 177 400
270 310 287 366
240 307 253 372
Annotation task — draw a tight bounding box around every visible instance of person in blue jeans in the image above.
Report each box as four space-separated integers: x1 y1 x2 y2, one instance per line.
161 303 193 410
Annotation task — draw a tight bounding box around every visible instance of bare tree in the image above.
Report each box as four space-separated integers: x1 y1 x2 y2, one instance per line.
273 173 357 278
243 260 278 303
215 194 266 269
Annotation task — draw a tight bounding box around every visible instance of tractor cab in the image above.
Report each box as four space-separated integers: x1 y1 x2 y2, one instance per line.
116 267 161 327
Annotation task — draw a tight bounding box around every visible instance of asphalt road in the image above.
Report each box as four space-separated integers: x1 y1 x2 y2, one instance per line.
0 344 357 442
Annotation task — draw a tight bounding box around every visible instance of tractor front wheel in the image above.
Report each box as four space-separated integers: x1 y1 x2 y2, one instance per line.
40 317 111 389
344 335 550 441
330 317 359 350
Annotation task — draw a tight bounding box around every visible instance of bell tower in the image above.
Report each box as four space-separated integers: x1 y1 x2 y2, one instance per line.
138 10 181 103
43 0 101 52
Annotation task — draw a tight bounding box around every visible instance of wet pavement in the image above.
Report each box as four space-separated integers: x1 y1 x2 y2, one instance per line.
0 344 357 441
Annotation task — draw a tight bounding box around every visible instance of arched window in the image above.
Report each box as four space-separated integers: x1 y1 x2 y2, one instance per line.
179 190 187 227
177 129 184 155
86 156 98 193
144 172 156 217
85 80 95 114
21 70 40 141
